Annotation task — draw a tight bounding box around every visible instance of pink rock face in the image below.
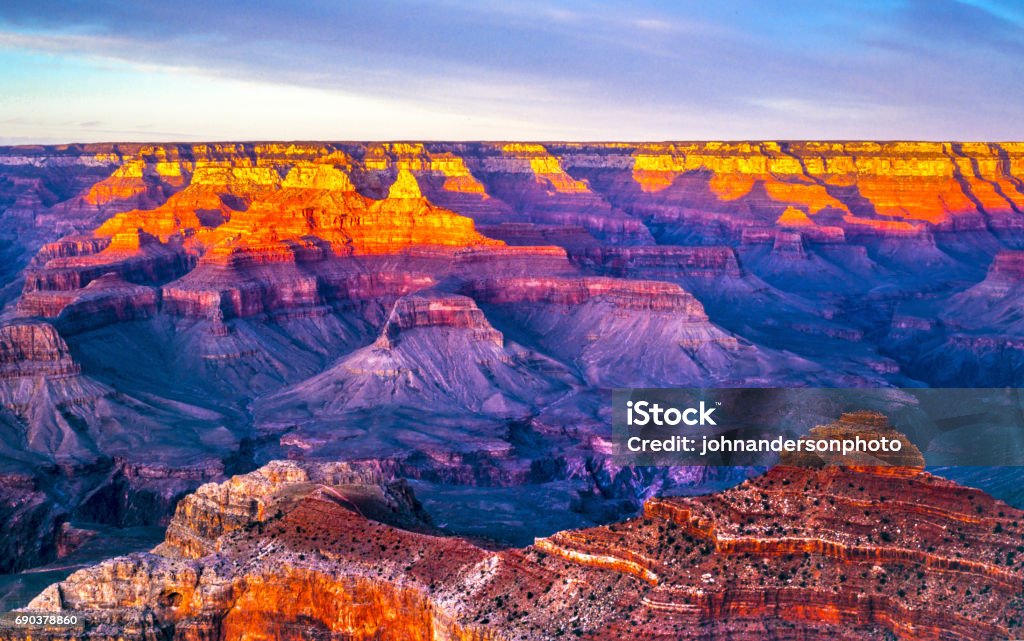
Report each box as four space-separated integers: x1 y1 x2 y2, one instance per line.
18 273 159 332
771 231 808 259
0 321 79 378
380 294 503 346
31 236 111 265
579 245 745 279
468 276 708 316
22 233 193 295
989 250 1024 281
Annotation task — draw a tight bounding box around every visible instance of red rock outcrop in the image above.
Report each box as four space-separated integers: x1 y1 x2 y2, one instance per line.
20 453 1024 640
159 459 429 559
18 273 159 333
22 230 193 295
779 411 925 468
158 241 574 320
160 259 439 320
31 236 111 265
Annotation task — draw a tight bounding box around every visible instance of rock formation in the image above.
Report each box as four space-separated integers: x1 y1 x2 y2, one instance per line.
466 276 773 387
15 453 1024 640
253 292 579 442
0 321 79 379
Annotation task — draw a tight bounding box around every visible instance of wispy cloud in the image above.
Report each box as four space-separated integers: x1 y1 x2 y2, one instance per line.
0 0 1021 142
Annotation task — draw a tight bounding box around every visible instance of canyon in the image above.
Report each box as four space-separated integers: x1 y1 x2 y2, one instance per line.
0 141 1022 638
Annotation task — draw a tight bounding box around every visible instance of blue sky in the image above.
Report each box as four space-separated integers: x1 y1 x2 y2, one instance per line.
0 0 1022 143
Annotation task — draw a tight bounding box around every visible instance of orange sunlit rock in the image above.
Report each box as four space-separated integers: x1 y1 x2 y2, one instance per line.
18 140 1024 320
776 206 814 227
89 162 501 268
501 143 591 193
634 143 848 219
763 181 846 214
368 143 489 195
627 141 1024 227
83 161 150 205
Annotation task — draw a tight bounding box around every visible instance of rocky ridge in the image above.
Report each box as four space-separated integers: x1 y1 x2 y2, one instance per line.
16 431 1024 641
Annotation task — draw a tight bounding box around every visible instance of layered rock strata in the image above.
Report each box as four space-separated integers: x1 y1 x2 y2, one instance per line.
18 453 1024 641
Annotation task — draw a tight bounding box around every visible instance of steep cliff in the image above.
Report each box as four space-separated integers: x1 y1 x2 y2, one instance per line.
0 462 68 574
159 459 430 559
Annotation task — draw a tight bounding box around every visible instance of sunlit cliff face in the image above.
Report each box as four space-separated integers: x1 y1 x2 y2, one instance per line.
496 143 591 194
10 140 1023 326
628 141 1024 228
365 143 489 195
72 140 1024 246
92 162 502 259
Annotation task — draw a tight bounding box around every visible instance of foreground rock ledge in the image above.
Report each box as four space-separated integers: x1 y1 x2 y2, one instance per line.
11 457 1024 641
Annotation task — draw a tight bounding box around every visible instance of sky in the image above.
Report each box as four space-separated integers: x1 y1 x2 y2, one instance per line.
0 0 1022 143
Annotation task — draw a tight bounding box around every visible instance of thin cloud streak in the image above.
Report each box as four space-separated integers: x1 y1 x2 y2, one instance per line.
0 0 1021 142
